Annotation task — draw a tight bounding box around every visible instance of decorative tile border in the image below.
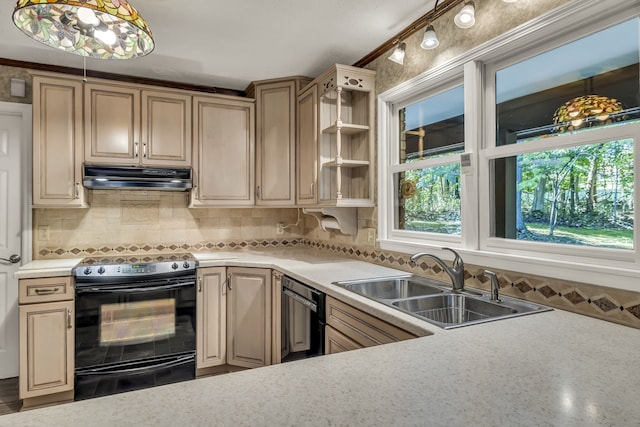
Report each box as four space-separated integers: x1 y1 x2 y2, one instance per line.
37 237 640 329
306 240 640 330
37 238 306 258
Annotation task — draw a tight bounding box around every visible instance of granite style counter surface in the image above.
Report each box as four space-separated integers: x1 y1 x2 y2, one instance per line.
8 249 640 426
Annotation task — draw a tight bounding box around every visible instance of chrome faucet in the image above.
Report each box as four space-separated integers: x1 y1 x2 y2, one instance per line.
410 248 465 292
484 270 501 302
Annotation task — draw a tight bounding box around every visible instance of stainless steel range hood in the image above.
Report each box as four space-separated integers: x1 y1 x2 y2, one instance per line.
83 165 193 191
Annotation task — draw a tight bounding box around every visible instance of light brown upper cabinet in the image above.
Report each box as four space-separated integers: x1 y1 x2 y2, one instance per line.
296 83 319 206
316 64 375 207
32 74 87 207
247 77 311 206
190 95 255 207
84 82 192 167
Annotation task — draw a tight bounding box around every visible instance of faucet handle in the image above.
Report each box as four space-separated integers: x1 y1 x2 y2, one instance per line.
442 247 463 271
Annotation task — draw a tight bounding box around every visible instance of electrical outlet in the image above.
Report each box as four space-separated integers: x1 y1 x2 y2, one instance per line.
366 228 376 245
38 225 50 241
276 222 285 235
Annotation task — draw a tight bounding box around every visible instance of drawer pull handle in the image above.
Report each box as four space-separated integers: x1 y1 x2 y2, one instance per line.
67 309 73 329
34 287 59 295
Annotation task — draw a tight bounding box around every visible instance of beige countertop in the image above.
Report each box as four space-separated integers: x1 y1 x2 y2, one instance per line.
7 249 640 426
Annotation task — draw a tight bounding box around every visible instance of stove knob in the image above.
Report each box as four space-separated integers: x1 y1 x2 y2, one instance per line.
97 266 106 275
83 267 92 275
171 262 179 270
183 262 190 269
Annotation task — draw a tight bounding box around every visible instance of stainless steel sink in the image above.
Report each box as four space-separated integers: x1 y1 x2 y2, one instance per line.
334 275 551 329
335 276 445 301
394 293 550 329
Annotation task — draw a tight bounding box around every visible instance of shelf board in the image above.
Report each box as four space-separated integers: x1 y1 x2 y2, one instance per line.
318 199 375 208
322 159 370 168
322 123 370 135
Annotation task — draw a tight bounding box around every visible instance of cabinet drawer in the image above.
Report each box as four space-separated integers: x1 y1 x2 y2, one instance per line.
325 325 362 354
326 296 417 348
19 277 74 304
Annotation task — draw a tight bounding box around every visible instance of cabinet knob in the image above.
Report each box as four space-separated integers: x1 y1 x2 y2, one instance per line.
75 182 80 199
67 309 73 329
256 185 261 199
134 141 139 158
143 142 147 158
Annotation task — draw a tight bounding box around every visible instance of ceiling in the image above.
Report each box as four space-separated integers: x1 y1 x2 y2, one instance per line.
0 0 434 91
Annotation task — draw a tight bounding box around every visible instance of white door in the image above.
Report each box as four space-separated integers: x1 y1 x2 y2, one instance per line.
0 104 30 379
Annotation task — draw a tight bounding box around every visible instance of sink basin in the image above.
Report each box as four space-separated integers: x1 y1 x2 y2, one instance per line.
335 276 444 300
334 275 551 329
391 293 550 329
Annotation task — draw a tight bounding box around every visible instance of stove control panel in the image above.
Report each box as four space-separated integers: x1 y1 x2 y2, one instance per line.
74 256 197 279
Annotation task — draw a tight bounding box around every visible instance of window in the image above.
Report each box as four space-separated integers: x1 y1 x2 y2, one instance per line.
394 84 464 236
487 18 639 254
378 2 640 288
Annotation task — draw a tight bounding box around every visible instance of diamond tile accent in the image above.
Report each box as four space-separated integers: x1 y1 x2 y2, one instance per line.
514 280 532 293
564 290 586 305
626 305 640 320
592 297 618 312
538 285 557 298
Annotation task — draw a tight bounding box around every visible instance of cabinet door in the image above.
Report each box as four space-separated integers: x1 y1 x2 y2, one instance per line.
255 81 296 206
296 84 318 205
19 300 74 399
196 267 227 369
191 96 255 206
227 267 271 368
84 83 140 165
271 271 283 364
32 75 86 207
141 90 192 167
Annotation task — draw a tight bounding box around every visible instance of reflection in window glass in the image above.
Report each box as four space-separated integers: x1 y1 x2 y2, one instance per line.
496 19 640 145
395 165 461 235
492 139 634 249
399 85 464 163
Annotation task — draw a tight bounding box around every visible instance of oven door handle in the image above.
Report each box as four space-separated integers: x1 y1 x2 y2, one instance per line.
283 288 317 313
76 354 194 377
76 281 195 294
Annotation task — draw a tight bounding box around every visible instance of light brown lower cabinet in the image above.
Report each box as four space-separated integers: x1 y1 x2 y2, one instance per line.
196 267 275 372
325 296 419 354
19 277 75 401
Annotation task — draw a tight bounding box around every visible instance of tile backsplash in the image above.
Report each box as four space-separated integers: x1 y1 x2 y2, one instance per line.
34 190 304 257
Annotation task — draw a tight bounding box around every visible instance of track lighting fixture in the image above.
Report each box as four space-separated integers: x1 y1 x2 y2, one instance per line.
454 1 476 28
388 42 407 65
421 24 439 50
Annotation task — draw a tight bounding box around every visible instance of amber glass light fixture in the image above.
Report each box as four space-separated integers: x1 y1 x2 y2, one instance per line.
12 0 154 60
553 95 623 132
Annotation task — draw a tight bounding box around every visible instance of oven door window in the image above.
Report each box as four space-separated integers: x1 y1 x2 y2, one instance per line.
101 298 176 345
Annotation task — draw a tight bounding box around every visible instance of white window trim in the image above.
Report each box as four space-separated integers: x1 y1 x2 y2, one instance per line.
377 0 640 292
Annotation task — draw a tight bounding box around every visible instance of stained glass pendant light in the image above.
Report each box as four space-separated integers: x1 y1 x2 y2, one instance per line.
12 0 154 60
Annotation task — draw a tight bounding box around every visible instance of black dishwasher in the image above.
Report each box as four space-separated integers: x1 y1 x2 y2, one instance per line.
281 276 325 362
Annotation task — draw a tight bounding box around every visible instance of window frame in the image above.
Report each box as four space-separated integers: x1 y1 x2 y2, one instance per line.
377 0 640 291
